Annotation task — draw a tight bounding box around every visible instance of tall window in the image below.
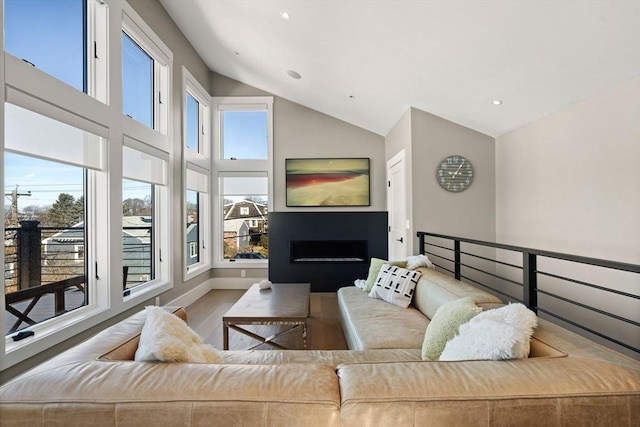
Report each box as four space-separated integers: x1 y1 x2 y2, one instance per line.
3 103 105 335
1 1 173 368
183 69 210 278
213 97 273 267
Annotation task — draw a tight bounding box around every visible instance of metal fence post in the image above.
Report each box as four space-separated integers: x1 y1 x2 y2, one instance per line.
523 251 538 313
17 220 42 289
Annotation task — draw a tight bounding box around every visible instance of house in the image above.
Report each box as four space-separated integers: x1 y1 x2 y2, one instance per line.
223 199 268 245
0 0 637 383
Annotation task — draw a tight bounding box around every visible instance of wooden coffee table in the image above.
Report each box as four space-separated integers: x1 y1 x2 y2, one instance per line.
222 283 310 350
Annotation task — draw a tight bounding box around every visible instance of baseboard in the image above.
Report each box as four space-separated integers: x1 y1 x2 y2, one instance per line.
210 277 264 290
166 279 214 307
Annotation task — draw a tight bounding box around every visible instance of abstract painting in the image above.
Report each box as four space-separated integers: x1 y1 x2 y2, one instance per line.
285 158 370 207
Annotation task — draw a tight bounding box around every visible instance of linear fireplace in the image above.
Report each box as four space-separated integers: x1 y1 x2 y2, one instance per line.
290 240 367 263
269 212 387 292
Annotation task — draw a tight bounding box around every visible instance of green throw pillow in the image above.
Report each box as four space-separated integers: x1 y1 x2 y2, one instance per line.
421 297 482 361
364 258 407 292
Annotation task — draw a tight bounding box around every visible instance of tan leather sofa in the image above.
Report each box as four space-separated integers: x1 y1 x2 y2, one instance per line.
1 269 638 426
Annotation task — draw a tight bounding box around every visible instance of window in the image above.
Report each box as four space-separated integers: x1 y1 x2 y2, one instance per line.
213 97 273 267
122 33 153 128
122 9 170 135
122 179 154 295
185 93 199 152
1 1 173 369
3 103 105 335
186 190 200 266
5 0 85 92
221 110 268 160
185 166 209 276
4 0 108 103
122 143 169 297
182 69 210 278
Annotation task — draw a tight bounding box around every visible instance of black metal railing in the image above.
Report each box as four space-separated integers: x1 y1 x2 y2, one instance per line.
417 231 640 356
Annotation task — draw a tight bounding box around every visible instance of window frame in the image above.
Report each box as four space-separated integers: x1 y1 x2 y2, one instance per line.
212 96 273 269
0 0 174 371
182 68 211 280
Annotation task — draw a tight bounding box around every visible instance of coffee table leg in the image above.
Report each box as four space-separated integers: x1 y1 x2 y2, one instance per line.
223 321 229 350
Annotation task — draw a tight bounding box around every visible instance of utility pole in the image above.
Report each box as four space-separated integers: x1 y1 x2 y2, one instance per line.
4 185 31 227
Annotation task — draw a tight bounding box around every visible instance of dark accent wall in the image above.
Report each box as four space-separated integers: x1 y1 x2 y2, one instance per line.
268 212 388 292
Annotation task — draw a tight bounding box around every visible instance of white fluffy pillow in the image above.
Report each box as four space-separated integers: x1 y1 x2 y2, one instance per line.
134 306 222 363
439 303 537 361
405 254 435 270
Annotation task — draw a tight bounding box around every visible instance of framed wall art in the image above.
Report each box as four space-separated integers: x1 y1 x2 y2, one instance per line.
285 158 370 207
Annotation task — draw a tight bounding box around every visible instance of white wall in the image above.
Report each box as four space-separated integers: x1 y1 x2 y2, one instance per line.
496 77 640 356
496 77 640 264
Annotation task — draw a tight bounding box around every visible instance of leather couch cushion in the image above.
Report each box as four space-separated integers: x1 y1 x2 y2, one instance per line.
337 287 428 350
413 268 502 319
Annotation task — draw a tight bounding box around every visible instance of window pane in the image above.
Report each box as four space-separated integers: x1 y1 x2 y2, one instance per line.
186 190 200 266
122 179 154 294
222 111 268 160
4 0 85 92
4 153 87 335
186 93 199 152
122 32 153 128
222 178 268 260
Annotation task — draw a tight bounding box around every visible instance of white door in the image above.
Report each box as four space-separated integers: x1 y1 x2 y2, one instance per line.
387 151 407 260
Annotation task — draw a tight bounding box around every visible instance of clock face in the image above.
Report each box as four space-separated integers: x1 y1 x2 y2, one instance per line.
436 155 473 192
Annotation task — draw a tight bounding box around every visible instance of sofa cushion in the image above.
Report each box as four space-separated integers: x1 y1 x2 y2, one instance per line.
421 297 482 361
412 268 502 319
364 258 407 292
338 287 429 350
440 303 538 361
135 306 222 363
368 264 421 308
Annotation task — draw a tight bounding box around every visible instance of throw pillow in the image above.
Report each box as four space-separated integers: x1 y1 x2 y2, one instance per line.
440 303 538 361
368 264 422 308
364 257 408 292
134 306 222 363
421 297 482 361
405 254 435 270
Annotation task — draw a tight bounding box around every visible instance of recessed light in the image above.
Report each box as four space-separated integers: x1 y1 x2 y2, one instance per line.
492 100 503 105
286 69 302 79
282 12 290 19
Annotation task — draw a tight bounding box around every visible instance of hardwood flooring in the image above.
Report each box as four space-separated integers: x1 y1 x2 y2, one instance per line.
186 290 348 351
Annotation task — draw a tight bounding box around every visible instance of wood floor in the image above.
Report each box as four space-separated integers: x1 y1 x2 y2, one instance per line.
185 290 349 351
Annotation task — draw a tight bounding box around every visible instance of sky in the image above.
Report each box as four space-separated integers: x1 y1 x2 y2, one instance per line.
3 0 268 211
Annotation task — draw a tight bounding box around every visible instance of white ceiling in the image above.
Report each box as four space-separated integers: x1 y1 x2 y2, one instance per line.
159 0 640 137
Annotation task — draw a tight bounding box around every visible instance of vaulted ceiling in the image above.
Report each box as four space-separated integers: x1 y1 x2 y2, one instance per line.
160 0 640 137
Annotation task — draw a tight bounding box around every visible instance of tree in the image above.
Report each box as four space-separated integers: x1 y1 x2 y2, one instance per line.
47 193 84 227
123 197 151 216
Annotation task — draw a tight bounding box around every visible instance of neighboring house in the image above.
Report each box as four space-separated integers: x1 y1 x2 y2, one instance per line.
223 219 250 254
186 223 199 266
223 200 268 245
42 217 153 287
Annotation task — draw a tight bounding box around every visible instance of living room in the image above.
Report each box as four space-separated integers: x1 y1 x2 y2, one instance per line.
1 0 638 405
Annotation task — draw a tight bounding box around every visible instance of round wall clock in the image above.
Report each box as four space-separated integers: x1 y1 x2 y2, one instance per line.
436 155 474 192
